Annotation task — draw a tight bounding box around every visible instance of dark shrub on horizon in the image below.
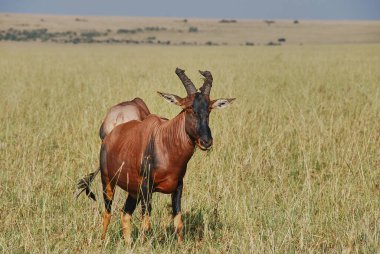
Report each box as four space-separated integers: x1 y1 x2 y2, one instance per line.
264 20 275 26
219 19 237 23
266 41 281 46
188 27 198 33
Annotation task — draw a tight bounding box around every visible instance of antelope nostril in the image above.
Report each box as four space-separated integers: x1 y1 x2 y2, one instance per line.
200 139 213 148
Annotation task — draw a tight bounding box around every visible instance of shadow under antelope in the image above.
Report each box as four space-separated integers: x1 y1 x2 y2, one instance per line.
77 68 235 244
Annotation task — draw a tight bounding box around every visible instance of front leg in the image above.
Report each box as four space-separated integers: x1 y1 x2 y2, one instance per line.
141 177 152 235
140 144 154 235
171 178 184 242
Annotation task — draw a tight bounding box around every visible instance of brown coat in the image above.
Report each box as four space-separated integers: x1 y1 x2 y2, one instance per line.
103 111 194 198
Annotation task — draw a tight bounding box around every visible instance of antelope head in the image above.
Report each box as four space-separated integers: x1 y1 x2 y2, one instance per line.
158 68 235 150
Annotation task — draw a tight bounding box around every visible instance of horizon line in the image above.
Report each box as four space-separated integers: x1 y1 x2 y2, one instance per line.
1 11 380 22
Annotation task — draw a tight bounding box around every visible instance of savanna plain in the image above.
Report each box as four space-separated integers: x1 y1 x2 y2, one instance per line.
0 43 379 253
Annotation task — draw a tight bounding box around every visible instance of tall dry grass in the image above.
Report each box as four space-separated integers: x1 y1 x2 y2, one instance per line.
0 43 379 253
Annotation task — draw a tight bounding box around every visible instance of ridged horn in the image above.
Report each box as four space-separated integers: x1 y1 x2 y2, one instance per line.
199 70 213 96
175 67 197 95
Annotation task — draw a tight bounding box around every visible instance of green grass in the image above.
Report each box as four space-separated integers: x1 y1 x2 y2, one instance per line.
0 43 379 253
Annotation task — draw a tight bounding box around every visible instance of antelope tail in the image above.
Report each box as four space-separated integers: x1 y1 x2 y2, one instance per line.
76 167 100 201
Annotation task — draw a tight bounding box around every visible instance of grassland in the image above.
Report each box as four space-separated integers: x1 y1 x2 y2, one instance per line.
1 13 380 45
0 42 379 253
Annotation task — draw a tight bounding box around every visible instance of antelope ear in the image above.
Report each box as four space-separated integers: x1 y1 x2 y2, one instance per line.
211 98 236 109
157 92 184 107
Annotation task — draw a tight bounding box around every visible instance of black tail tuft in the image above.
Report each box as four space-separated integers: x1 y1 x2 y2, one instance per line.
76 168 100 201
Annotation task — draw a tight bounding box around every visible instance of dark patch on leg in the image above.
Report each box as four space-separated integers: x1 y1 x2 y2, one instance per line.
103 194 113 212
141 181 152 216
171 178 184 242
171 179 183 216
122 194 138 215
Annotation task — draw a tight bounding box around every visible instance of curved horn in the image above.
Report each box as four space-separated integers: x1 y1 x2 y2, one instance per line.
175 67 197 95
199 70 213 96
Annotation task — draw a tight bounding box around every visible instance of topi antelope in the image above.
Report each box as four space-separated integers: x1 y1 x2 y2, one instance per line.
77 68 235 244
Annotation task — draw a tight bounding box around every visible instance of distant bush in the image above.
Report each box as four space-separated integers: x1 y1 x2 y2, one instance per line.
117 29 135 34
264 20 275 26
245 42 254 46
81 31 103 38
205 41 219 46
157 40 170 45
117 28 143 34
266 41 281 46
126 39 139 44
40 33 52 42
294 20 299 24
188 27 198 33
219 19 237 23
81 31 102 38
75 18 87 22
1 33 16 41
179 41 190 45
278 38 286 43
144 27 166 31
22 29 48 40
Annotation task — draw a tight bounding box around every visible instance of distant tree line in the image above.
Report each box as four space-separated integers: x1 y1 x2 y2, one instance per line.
117 27 167 34
0 28 214 46
0 27 288 46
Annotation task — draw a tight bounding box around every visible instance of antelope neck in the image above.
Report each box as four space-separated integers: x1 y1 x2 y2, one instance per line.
156 111 195 158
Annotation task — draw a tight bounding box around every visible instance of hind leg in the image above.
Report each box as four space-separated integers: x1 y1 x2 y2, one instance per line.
121 193 138 245
99 144 115 240
101 177 115 240
139 147 154 236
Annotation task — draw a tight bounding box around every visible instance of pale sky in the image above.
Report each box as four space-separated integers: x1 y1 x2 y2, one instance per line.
0 0 379 20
